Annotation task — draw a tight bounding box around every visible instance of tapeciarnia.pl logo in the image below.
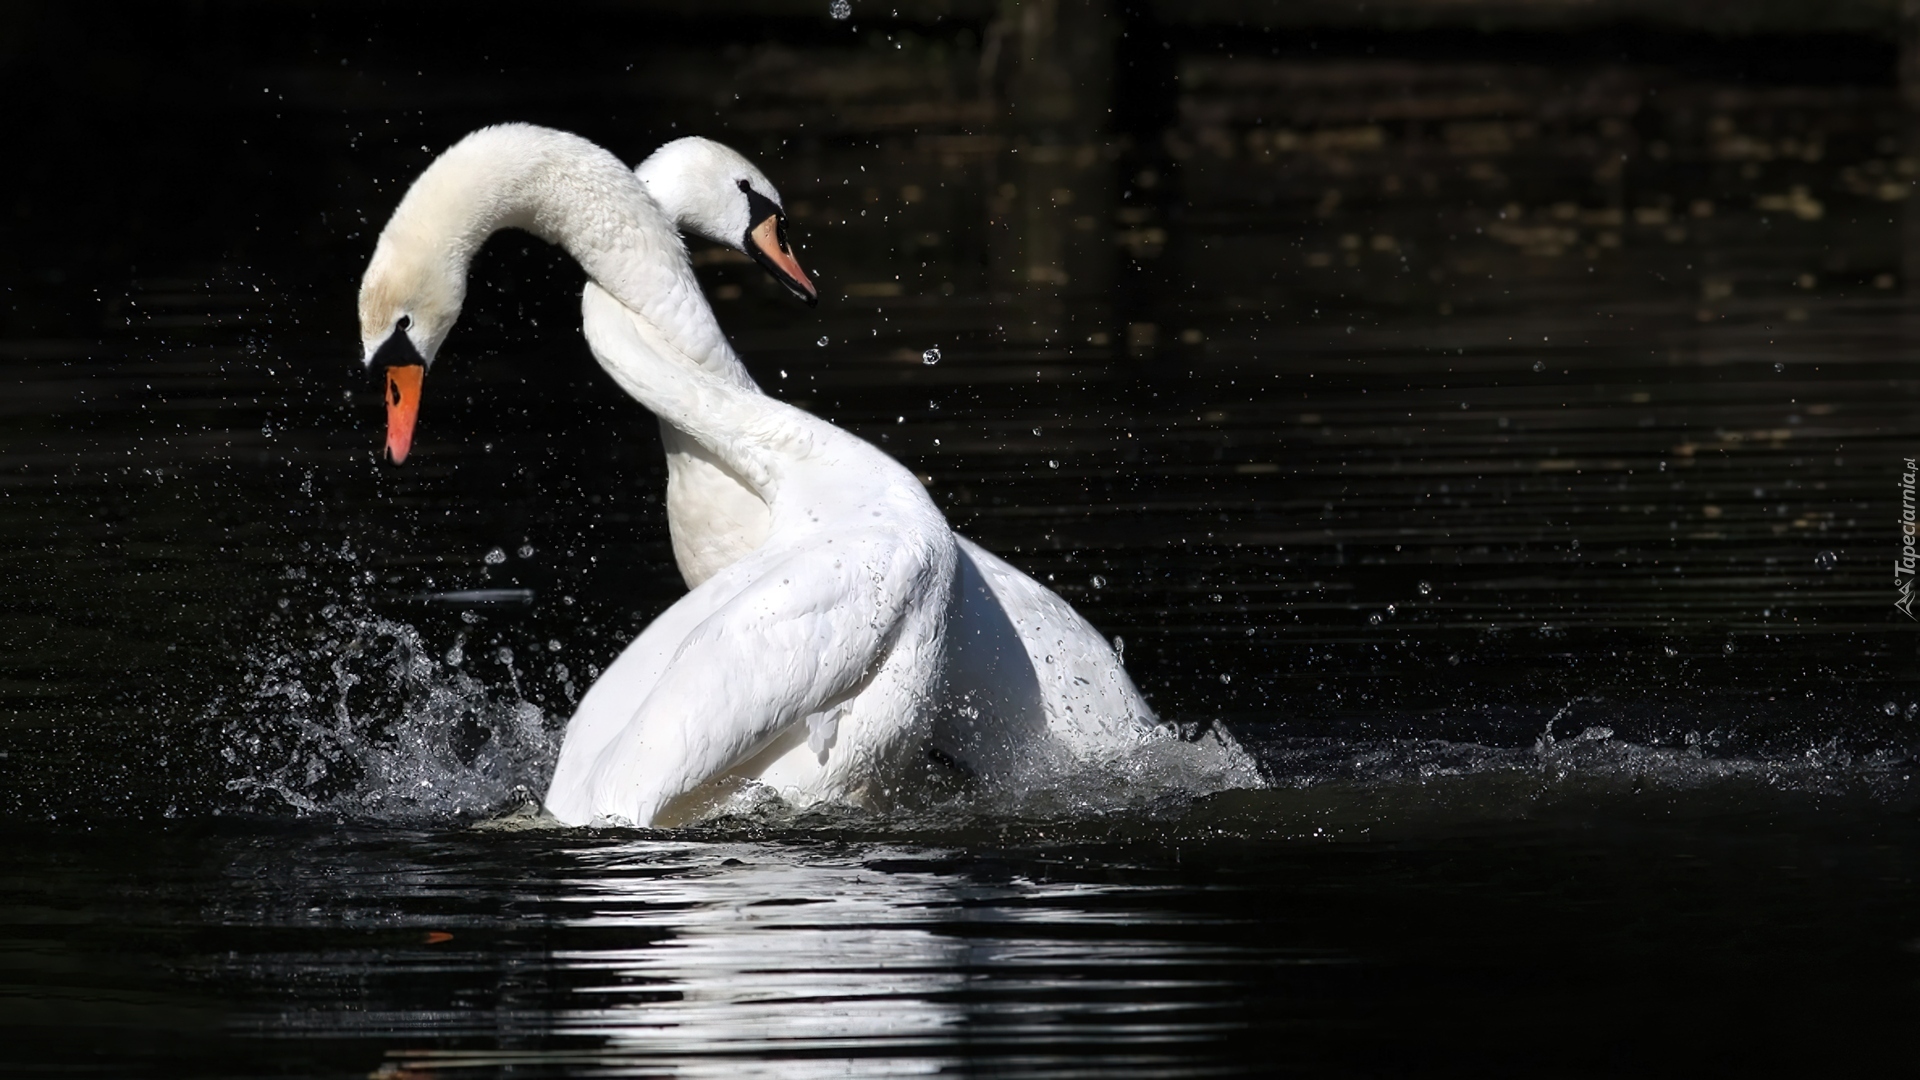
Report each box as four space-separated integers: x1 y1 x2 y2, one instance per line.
1900 457 1917 619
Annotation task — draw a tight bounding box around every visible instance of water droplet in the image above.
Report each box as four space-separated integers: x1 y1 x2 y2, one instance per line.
1774 362 1785 373
1091 574 1107 589
1532 360 1545 372
1723 642 1735 655
1885 701 1900 717
922 347 941 365
1112 636 1125 662
829 0 851 18
517 544 534 559
1048 459 1059 469
1368 613 1382 625
816 336 829 347
1418 581 1432 595
1814 550 1837 570
483 547 507 565
1663 645 1678 657
1210 593 1223 603
547 639 562 652
1386 604 1396 616
1044 654 1055 665
1219 672 1232 685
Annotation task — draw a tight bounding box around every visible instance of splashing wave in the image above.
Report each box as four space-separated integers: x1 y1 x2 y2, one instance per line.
224 607 556 822
221 608 1918 832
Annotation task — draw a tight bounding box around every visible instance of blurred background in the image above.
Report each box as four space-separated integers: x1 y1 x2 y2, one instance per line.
3 0 1920 816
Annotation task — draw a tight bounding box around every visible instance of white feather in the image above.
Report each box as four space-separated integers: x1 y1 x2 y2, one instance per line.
358 125 1262 829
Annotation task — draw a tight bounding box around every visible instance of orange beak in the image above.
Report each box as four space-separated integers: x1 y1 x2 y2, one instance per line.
748 215 817 305
384 363 424 464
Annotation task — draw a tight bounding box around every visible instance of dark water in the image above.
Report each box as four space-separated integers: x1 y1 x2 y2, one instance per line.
7 801 1919 1077
5 2 1920 1075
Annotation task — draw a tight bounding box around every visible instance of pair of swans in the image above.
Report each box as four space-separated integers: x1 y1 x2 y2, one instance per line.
357 124 1257 827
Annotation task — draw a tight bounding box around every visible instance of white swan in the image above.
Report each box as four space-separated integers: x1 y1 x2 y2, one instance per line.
357 124 1257 826
629 137 1258 791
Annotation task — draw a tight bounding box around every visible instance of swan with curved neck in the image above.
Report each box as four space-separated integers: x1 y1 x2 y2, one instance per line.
362 124 948 825
358 124 1258 825
625 138 1259 791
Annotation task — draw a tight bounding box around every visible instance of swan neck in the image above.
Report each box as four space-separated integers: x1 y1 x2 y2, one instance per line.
383 124 750 385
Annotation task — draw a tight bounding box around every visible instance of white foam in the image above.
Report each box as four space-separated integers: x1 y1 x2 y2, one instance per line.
224 607 556 823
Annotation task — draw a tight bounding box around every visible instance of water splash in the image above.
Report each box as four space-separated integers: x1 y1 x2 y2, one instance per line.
223 607 556 823
667 730 1270 836
218 602 1920 834
1250 718 1918 806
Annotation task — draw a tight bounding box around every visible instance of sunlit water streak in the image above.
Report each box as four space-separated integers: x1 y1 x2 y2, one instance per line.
215 842 1287 1079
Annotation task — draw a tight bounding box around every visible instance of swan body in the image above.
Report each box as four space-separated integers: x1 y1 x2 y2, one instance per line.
630 140 1258 790
361 124 958 825
358 124 1258 827
547 283 956 825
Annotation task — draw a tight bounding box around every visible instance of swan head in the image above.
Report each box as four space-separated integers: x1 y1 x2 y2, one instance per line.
637 136 818 306
358 228 466 464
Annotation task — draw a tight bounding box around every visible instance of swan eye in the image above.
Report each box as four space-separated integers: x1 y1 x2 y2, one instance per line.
396 315 412 333
738 181 783 239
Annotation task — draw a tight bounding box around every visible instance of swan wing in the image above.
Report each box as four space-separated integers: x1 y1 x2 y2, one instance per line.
949 537 1262 786
547 528 937 827
542 555 761 824
953 536 1157 746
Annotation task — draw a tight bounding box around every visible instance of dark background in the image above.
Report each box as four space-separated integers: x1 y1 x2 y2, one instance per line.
4 0 1920 815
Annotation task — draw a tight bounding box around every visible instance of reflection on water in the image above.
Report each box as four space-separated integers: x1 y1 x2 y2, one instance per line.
5 798 1917 1077
468 845 1254 1077
209 830 1287 1077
